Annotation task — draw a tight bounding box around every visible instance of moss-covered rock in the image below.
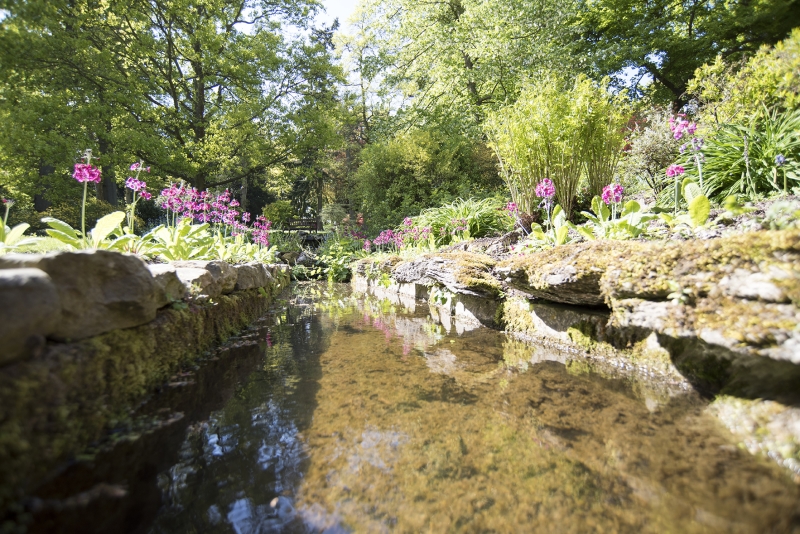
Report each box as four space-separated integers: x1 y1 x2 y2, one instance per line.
496 241 648 306
392 251 501 297
0 282 286 514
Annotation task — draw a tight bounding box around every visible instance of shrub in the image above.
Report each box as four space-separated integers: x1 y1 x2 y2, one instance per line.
351 127 503 232
677 107 800 202
262 200 296 228
413 197 514 247
617 106 683 199
688 28 800 125
485 74 630 218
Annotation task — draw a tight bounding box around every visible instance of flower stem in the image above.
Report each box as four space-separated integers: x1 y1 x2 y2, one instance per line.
81 181 88 248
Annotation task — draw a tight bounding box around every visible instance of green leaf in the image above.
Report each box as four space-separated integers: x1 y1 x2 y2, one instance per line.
577 226 596 241
555 226 569 245
42 217 79 239
688 195 711 228
91 211 126 248
621 200 640 216
682 179 703 204
45 229 81 248
5 223 30 245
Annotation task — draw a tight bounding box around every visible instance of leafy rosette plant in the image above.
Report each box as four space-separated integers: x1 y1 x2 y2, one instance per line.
42 149 133 250
0 198 38 253
577 196 657 241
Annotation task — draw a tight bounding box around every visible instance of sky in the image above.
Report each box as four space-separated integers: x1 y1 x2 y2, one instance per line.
317 0 360 29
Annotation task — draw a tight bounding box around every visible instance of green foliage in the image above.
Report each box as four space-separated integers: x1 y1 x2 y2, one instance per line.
413 197 514 248
262 201 297 229
574 0 800 105
320 204 349 231
42 212 135 251
686 107 800 202
0 0 340 199
525 205 575 247
617 106 682 198
306 236 366 282
658 178 712 230
352 127 502 231
688 29 800 125
761 200 800 230
486 74 629 217
148 220 214 261
577 197 657 240
340 0 578 128
0 200 38 254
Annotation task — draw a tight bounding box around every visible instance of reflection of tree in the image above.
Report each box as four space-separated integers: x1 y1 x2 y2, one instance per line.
149 312 330 533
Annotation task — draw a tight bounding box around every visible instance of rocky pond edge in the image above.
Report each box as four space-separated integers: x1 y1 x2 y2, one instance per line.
0 250 290 516
351 228 800 481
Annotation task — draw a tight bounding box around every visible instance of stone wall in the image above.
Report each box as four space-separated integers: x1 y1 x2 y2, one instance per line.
0 250 289 513
351 229 800 479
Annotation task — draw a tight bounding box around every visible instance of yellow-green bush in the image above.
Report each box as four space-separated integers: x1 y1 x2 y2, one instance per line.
688 28 800 125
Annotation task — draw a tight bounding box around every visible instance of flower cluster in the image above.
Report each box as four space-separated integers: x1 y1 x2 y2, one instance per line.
449 218 468 235
73 163 101 183
669 115 697 140
601 183 624 205
776 154 786 167
251 215 271 247
680 137 704 154
504 202 518 213
155 185 271 247
373 228 403 248
535 178 556 199
666 164 686 178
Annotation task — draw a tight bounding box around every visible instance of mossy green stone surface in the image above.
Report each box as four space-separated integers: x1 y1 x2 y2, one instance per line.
0 282 286 514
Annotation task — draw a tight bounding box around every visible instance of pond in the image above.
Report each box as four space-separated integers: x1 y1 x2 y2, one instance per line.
23 284 800 533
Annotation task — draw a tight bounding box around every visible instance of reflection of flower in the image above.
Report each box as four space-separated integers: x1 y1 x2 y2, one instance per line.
601 183 624 205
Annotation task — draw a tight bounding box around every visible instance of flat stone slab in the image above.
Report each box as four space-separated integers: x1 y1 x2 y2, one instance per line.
147 264 188 307
496 241 647 306
174 267 218 298
234 263 272 290
0 250 162 341
0 268 61 365
171 260 237 294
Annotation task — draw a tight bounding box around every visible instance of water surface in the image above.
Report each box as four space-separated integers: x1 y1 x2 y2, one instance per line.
25 284 800 533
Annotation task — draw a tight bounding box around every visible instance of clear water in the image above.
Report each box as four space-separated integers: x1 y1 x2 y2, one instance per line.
24 284 800 533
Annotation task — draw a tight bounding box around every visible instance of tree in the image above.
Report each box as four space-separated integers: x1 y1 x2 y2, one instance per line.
0 0 340 204
573 0 800 108
336 0 578 130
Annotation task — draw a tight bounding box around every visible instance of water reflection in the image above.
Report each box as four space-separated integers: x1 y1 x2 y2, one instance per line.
23 284 800 533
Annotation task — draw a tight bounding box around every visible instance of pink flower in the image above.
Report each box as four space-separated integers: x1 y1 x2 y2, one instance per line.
505 202 518 213
363 239 371 251
666 164 686 177
125 177 146 192
535 178 555 198
403 217 413 226
130 162 141 171
601 183 624 205
242 212 251 223
141 191 152 201
73 163 102 183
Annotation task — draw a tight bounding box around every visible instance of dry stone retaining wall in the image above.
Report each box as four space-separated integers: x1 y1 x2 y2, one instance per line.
351 229 800 479
0 250 289 512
